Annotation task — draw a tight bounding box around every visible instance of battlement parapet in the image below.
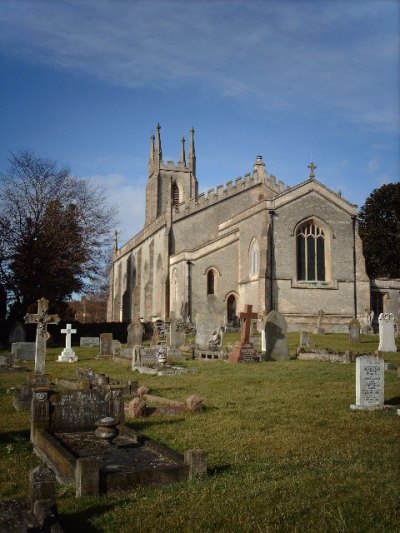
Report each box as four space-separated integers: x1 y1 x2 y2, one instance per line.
172 168 273 221
115 214 166 258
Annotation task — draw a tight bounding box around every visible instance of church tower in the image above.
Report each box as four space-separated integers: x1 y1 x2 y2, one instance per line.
145 124 198 226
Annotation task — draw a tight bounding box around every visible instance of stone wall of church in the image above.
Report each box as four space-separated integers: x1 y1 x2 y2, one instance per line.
272 190 370 331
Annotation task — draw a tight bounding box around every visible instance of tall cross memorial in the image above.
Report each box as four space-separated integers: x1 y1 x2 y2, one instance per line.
228 304 259 363
58 323 78 363
24 297 60 374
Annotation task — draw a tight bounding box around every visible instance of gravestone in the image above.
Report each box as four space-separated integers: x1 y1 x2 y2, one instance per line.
169 315 187 349
57 324 78 362
80 337 99 347
265 310 289 361
350 356 384 410
24 297 60 374
228 304 259 363
299 331 310 347
378 313 397 352
195 312 224 349
361 309 374 335
99 333 113 357
127 316 143 347
261 330 266 352
349 318 361 344
314 309 325 335
11 342 36 361
8 322 26 344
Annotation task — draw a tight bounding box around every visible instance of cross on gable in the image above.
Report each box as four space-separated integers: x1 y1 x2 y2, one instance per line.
239 304 258 344
308 161 317 180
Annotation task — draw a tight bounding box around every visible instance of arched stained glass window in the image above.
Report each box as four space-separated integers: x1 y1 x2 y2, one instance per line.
296 221 325 281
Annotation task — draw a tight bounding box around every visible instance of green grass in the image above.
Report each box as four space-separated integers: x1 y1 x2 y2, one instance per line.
1 337 399 532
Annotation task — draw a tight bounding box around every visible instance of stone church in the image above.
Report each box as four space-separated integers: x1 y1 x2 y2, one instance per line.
107 124 373 332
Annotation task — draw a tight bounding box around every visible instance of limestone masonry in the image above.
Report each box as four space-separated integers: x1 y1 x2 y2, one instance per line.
107 124 396 333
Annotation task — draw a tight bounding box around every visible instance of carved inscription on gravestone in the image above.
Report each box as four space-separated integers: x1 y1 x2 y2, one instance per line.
351 356 384 410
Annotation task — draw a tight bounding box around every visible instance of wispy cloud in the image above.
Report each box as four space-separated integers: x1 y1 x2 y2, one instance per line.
0 0 398 131
85 172 146 245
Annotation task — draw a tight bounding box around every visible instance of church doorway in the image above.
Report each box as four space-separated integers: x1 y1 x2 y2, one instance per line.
227 294 238 326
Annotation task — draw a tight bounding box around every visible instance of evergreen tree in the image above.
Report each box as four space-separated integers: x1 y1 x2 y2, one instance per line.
358 183 400 279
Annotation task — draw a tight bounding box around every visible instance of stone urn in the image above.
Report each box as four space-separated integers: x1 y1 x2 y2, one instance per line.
157 346 167 366
95 416 118 440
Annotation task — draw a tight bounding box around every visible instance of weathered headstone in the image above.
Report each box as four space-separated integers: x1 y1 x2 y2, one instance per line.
378 313 397 352
79 337 99 347
195 312 224 349
349 318 361 344
169 316 187 349
127 316 143 347
57 324 78 362
299 330 310 347
99 333 113 357
350 356 384 410
8 322 26 344
228 304 259 363
265 310 289 361
361 309 374 335
24 298 60 374
314 309 325 335
11 342 36 361
261 330 266 352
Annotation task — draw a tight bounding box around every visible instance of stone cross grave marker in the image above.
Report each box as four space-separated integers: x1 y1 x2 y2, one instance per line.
57 324 78 362
228 304 259 363
24 297 60 374
350 356 384 410
240 304 258 344
378 313 397 352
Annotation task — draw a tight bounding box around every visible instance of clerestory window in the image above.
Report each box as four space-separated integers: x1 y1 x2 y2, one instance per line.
296 220 325 281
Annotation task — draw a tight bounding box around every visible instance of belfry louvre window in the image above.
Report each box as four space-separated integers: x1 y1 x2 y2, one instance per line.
172 182 180 205
296 221 325 281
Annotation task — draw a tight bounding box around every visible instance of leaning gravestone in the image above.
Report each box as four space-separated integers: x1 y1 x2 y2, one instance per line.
350 356 384 410
349 318 361 344
265 310 289 361
99 333 113 357
378 313 397 352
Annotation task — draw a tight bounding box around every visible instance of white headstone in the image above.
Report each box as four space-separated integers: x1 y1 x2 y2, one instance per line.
378 313 397 352
261 330 266 352
350 356 384 410
57 324 78 362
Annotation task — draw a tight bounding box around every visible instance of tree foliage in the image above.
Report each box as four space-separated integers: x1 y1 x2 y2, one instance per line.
0 151 115 319
358 183 400 279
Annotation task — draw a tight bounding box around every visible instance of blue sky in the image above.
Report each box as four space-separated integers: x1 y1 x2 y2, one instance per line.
0 0 399 246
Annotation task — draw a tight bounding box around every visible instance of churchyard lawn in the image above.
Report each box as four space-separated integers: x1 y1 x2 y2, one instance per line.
0 334 399 532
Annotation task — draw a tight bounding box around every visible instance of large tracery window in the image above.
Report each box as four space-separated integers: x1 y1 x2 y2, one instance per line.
297 221 325 281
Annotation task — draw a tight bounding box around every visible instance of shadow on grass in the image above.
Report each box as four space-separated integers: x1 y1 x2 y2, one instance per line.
385 396 400 406
125 418 184 432
59 503 115 533
208 463 232 476
0 429 30 445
